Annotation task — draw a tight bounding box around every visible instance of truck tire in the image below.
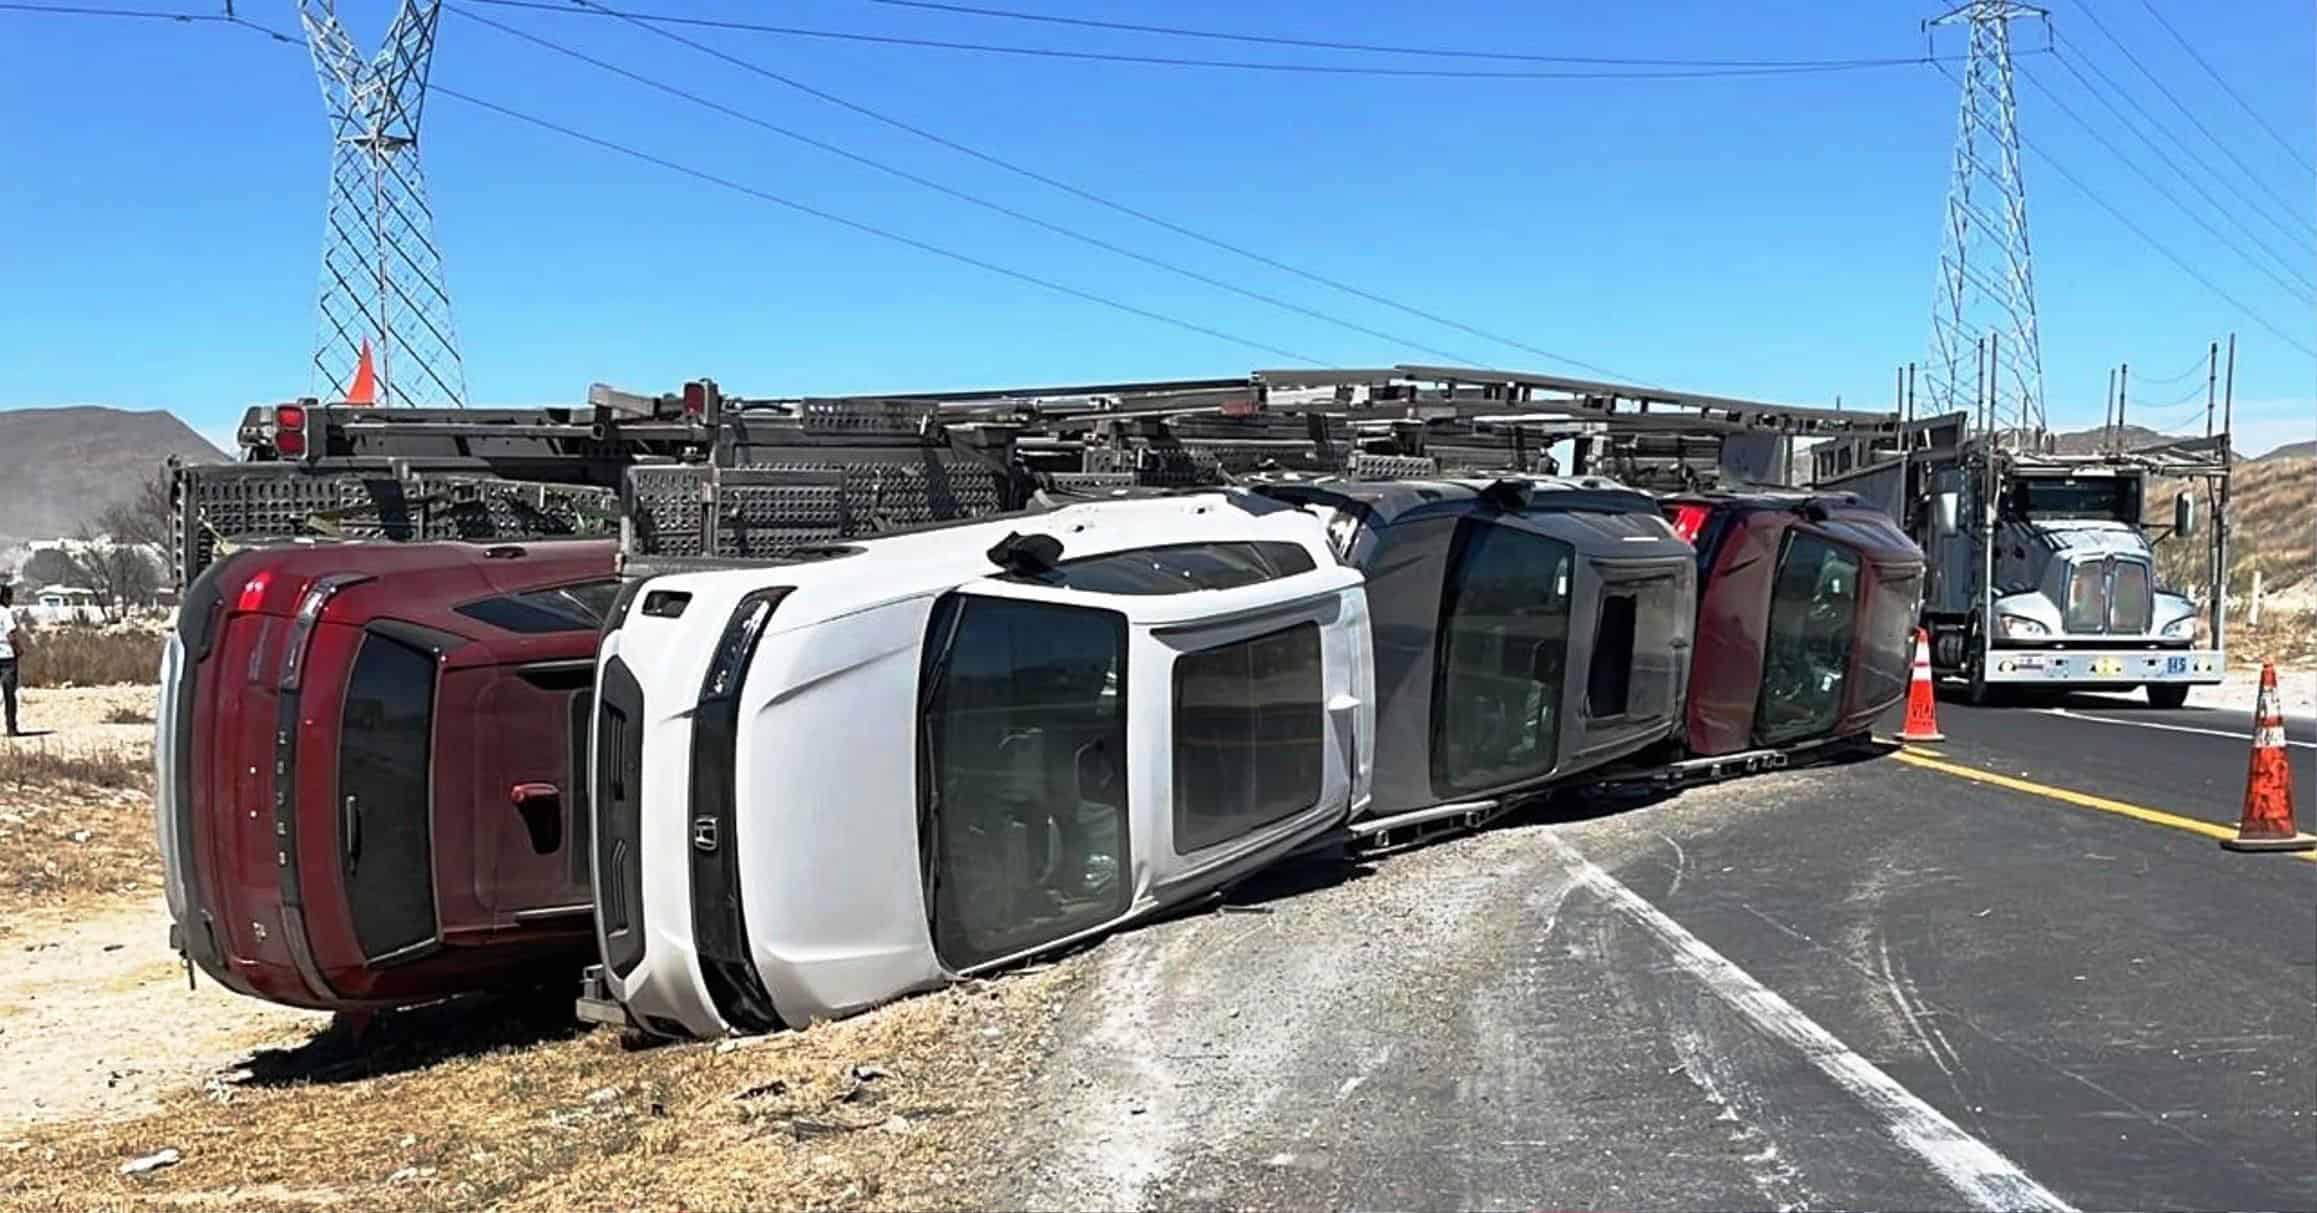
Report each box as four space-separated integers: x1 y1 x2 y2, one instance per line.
2145 683 2190 710
1963 616 2005 707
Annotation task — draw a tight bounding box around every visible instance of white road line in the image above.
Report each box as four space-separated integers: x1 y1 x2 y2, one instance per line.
1541 834 2075 1213
2040 706 2317 749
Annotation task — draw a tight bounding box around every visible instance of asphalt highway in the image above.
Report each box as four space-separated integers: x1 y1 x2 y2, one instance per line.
1005 689 2316 1211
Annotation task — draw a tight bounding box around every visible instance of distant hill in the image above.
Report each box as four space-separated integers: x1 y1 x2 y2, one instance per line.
0 407 226 542
2048 424 2246 460
2255 439 2315 462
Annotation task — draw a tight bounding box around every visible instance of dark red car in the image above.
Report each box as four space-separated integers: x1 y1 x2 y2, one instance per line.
1662 492 1925 757
158 539 617 1012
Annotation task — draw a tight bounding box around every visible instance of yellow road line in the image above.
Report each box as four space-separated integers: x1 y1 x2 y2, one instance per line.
1889 747 2317 864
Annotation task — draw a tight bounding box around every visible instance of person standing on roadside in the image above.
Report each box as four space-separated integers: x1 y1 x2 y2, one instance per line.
0 583 23 736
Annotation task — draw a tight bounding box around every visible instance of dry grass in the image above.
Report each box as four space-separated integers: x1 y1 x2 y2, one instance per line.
0 966 1076 1213
100 705 153 726
2152 457 2314 602
16 626 166 689
2228 611 2317 669
0 742 160 919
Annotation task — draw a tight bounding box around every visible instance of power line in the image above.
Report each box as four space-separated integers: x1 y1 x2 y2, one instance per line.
2050 31 2317 251
2129 350 2214 387
447 3 1484 364
0 2 224 19
28 0 1651 381
2069 1 2317 224
2131 380 2210 414
2015 64 2316 303
2129 0 2317 177
212 13 1332 365
1939 62 2313 359
849 0 1941 69
2037 49 2317 286
462 0 1978 81
531 0 1648 382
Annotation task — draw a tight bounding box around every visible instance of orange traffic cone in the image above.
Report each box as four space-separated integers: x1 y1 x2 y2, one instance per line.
2221 663 2313 853
1898 627 1945 743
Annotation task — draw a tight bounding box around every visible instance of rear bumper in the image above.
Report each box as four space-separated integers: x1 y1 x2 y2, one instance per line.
1982 647 2222 685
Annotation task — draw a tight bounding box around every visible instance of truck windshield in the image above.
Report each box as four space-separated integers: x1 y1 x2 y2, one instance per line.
2004 477 2139 522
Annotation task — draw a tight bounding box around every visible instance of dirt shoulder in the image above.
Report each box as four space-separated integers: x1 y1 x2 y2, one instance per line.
0 687 165 935
0 900 326 1130
0 677 1080 1209
2187 662 2315 717
1 930 1075 1213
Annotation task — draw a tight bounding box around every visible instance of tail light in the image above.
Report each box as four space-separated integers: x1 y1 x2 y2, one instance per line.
234 569 276 614
681 379 720 425
278 573 371 691
1666 503 1712 545
273 403 310 460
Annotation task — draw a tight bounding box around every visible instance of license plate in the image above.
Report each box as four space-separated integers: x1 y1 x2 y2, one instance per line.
2165 656 2187 675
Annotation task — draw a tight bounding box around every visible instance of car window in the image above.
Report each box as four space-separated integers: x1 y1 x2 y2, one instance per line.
454 579 621 635
1006 541 1317 595
1431 520 1575 795
1173 622 1326 854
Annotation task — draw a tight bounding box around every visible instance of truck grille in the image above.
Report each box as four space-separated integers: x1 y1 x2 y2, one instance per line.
2109 559 2153 635
2062 557 2155 636
2063 562 2108 633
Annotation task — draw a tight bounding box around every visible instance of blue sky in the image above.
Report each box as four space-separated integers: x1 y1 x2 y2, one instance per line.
2 0 2311 456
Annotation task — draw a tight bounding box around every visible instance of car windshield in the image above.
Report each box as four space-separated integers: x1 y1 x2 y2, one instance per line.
919 595 1130 970
1756 534 1862 746
1431 520 1576 794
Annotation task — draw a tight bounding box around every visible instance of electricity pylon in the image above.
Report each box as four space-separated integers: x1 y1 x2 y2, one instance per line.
1927 0 2046 437
301 0 466 407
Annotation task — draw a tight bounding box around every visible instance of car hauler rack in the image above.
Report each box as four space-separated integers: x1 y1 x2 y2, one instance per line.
168 385 732 591
611 365 1906 573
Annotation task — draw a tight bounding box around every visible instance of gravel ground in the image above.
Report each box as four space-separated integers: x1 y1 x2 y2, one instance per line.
2189 663 2315 717
1 686 158 755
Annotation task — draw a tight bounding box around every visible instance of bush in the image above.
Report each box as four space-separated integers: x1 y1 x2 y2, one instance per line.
0 742 148 792
15 625 165 688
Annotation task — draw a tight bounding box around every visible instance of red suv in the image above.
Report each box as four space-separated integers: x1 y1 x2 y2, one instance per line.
1663 493 1925 757
157 539 617 1012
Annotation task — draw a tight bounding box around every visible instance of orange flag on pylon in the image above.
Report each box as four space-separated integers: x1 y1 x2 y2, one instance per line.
346 339 378 406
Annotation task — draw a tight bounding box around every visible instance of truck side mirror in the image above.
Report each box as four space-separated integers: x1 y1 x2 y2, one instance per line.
2174 491 2197 539
1931 491 1960 539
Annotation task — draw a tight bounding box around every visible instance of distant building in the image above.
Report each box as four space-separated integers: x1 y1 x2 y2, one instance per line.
27 584 103 625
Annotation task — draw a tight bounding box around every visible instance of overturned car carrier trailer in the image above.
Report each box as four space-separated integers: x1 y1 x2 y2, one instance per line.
154 365 1921 1029
581 366 1916 1036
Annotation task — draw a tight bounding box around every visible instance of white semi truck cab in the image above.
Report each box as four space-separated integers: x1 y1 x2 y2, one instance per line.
1814 420 2231 708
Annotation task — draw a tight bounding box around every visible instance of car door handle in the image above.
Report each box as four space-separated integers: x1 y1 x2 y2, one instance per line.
341 794 361 874
512 782 565 855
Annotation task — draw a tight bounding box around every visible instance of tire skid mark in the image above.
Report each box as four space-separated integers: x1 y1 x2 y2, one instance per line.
1545 834 2075 1213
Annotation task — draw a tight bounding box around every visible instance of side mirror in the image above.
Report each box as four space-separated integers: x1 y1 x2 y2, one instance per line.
1931 491 1960 539
2174 491 2197 538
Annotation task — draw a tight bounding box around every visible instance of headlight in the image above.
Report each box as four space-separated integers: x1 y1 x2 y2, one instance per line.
1997 614 2048 638
2163 617 2196 638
